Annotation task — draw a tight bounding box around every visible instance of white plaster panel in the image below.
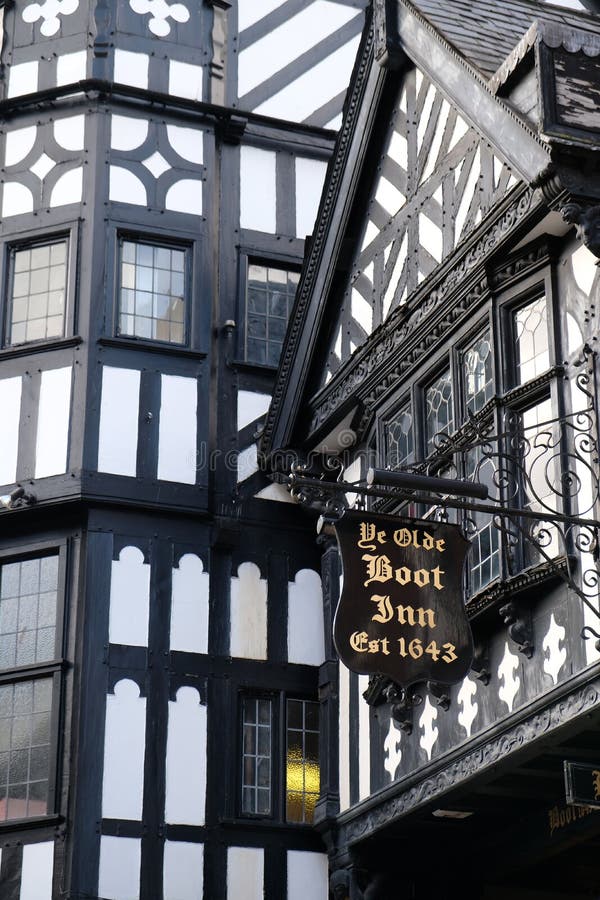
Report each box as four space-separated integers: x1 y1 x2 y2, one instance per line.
238 0 286 31
0 376 21 486
498 641 521 713
287 569 325 665
418 695 439 761
237 390 271 432
165 179 203 216
254 482 296 504
158 374 197 484
295 156 327 238
169 60 203 101
240 146 276 233
22 0 79 36
383 718 402 781
572 243 598 296
167 125 203 164
114 49 149 89
19 841 54 900
56 50 87 85
254 36 360 123
351 287 373 335
31 153 55 181
230 562 267 660
338 659 350 811
543 613 567 686
129 0 190 37
98 366 140 476
358 674 370 801
54 114 85 151
165 687 207 825
109 166 147 205
50 166 83 207
7 60 38 97
237 444 258 483
238 1 358 95
109 546 150 647
35 367 71 478
98 836 141 900
111 115 148 151
2 182 34 217
419 212 443 263
164 841 203 900
457 677 478 738
102 679 146 820
170 554 209 654
227 847 263 900
5 125 37 166
287 850 328 900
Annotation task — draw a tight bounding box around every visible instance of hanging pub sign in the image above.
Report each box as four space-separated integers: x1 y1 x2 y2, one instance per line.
333 511 473 687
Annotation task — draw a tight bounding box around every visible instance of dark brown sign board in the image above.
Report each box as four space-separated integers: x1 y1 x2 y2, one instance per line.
333 511 473 687
564 760 600 809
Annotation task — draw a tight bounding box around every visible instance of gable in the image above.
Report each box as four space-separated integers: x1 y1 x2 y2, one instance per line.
325 65 518 380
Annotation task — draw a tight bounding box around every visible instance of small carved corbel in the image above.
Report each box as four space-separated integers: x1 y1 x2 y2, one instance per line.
499 601 534 657
561 203 600 263
428 681 451 710
330 868 350 900
470 642 491 685
385 682 421 733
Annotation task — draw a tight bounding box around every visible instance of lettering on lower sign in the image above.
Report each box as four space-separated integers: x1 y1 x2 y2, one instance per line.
362 555 445 590
350 631 456 663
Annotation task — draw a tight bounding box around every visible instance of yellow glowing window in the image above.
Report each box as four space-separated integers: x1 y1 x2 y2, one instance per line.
286 699 320 824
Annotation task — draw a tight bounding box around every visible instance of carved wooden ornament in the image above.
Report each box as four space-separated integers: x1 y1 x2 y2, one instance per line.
333 512 473 687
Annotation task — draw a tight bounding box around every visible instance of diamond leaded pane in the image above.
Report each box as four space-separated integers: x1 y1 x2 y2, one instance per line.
514 296 549 385
425 369 454 455
463 330 493 415
385 404 414 470
118 239 186 344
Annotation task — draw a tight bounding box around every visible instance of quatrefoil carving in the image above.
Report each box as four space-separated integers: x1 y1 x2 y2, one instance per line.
129 0 190 36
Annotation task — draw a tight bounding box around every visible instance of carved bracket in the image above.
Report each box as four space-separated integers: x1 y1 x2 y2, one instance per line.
499 601 534 658
428 681 451 710
561 203 600 263
470 642 491 685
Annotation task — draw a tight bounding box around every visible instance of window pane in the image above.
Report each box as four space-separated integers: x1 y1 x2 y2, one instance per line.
0 677 53 822
465 447 500 595
521 398 560 563
241 697 272 816
385 403 414 470
514 297 549 385
286 699 320 824
118 239 187 345
6 240 68 347
0 556 59 670
245 264 298 366
463 330 493 415
425 369 454 455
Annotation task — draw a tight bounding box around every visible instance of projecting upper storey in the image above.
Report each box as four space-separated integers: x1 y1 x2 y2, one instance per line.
261 0 600 459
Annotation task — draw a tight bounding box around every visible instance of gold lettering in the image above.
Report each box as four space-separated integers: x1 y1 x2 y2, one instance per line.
370 595 393 624
357 522 387 551
548 806 560 836
393 566 445 590
593 769 600 801
392 528 446 552
350 631 369 653
362 554 393 586
396 605 436 628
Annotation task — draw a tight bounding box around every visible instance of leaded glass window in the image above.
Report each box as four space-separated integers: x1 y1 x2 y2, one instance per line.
245 264 299 366
385 403 414 469
514 296 549 385
521 398 560 562
286 699 319 824
0 551 61 824
425 369 454 455
7 240 68 346
241 697 272 815
465 447 501 594
0 678 53 821
0 556 59 670
118 239 186 344
463 330 493 415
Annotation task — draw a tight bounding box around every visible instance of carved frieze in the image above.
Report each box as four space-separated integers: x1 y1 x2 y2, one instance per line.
339 676 600 847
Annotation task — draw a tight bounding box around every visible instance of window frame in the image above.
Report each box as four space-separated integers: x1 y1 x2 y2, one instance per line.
237 689 319 827
0 540 68 828
112 231 193 349
1 224 78 351
236 251 302 371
